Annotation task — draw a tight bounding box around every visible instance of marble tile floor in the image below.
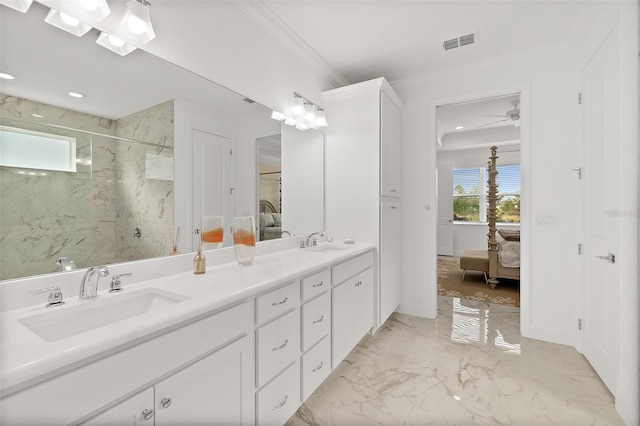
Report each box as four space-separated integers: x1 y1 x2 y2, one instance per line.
287 296 623 426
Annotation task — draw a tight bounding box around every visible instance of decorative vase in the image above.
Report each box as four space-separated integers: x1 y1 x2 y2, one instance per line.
233 216 256 266
193 228 206 274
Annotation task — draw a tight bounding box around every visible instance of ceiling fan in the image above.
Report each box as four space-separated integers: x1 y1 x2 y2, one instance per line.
477 100 520 128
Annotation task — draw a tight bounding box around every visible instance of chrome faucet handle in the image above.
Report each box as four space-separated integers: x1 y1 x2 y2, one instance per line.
30 286 65 307
109 273 133 293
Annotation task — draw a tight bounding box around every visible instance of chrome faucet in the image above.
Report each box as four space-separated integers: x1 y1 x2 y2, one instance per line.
79 266 109 299
281 230 293 237
305 232 324 248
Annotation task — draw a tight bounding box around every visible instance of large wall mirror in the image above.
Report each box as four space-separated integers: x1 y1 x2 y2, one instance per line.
0 3 325 281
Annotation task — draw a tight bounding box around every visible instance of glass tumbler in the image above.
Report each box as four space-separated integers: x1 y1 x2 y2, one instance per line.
202 215 224 249
233 216 256 266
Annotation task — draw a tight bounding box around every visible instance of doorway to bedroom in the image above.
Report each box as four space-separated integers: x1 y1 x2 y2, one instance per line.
435 92 522 307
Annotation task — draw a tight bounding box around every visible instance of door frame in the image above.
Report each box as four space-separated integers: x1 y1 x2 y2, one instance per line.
428 84 531 335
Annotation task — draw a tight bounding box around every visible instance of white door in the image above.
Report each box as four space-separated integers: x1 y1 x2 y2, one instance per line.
437 165 454 256
192 129 232 250
580 29 620 394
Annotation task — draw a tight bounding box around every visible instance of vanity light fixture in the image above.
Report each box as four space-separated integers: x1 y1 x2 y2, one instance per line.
121 0 155 44
277 92 328 130
45 9 92 37
68 91 85 98
0 72 16 80
455 125 464 130
96 31 137 56
0 0 33 13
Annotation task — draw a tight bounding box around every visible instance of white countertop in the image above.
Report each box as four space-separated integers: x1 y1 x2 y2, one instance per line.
0 243 375 396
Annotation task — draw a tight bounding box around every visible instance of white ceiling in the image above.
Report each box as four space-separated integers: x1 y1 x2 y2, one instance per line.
261 0 598 83
0 1 599 124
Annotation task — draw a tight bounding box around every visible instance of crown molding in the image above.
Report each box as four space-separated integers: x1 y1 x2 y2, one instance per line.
233 0 350 89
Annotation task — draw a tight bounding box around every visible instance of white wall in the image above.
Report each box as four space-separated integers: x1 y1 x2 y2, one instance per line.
395 43 580 341
396 3 637 423
450 223 520 258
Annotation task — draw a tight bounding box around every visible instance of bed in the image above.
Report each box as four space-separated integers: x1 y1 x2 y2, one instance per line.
486 145 520 288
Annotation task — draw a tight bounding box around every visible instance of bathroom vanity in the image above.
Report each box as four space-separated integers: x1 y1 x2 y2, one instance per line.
0 243 375 425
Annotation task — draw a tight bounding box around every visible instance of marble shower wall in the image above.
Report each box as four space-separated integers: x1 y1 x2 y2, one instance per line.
114 100 174 262
0 95 174 280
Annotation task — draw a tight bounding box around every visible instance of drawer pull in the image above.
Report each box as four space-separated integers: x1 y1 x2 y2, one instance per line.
272 297 289 306
312 280 324 288
312 361 324 372
355 280 362 287
142 409 154 421
313 315 324 324
272 339 289 351
272 395 288 411
160 397 172 408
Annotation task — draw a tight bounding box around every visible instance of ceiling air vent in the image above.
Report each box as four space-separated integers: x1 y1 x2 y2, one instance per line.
443 38 459 51
243 98 255 103
443 33 476 51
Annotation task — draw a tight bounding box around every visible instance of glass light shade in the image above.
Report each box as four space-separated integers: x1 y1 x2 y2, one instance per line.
315 109 328 127
45 9 92 37
77 0 110 20
271 110 286 121
97 32 137 56
122 0 155 44
303 103 317 122
289 96 304 116
295 121 311 131
0 0 33 13
284 117 297 127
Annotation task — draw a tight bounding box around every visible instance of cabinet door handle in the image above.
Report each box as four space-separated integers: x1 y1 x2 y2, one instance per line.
312 281 324 288
313 315 324 324
391 189 397 193
312 361 324 372
160 397 172 408
272 297 288 306
272 395 288 411
272 339 289 351
142 409 154 421
355 281 362 287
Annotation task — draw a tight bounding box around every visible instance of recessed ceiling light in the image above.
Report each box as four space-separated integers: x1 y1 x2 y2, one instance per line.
455 126 464 130
31 113 44 118
0 72 16 80
68 91 85 98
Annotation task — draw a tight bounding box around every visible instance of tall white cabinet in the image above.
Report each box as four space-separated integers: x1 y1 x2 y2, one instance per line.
323 77 403 327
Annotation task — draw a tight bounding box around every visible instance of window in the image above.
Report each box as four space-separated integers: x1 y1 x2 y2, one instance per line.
0 126 76 172
453 164 520 223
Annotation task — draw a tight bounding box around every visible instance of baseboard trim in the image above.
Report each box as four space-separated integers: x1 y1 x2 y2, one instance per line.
396 303 436 319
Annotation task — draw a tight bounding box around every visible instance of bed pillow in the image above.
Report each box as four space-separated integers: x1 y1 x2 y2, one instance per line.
498 229 520 241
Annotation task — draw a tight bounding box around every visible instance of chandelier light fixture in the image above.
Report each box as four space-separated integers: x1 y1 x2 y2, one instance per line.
271 92 328 131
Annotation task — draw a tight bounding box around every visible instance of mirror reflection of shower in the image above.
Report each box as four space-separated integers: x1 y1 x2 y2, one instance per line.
257 134 283 241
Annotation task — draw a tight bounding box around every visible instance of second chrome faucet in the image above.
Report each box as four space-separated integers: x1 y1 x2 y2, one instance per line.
79 266 109 299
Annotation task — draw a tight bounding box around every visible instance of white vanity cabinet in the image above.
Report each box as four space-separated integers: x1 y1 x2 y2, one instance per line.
83 336 251 426
2 303 254 426
331 253 375 367
380 90 402 198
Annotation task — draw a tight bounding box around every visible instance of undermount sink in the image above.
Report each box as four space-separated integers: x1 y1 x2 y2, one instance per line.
19 288 189 343
306 244 350 252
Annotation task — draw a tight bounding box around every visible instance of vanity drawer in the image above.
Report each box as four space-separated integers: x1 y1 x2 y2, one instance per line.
301 268 330 302
256 309 300 387
256 362 300 426
332 251 375 285
301 337 331 401
256 281 299 325
301 292 330 352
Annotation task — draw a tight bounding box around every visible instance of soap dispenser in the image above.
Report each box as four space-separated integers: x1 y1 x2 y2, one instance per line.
193 228 206 275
